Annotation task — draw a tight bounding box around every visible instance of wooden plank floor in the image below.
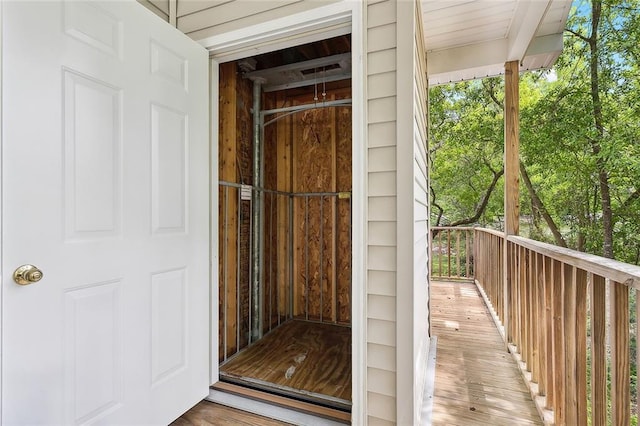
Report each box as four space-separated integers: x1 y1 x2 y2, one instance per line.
171 401 291 426
219 320 351 406
431 281 542 426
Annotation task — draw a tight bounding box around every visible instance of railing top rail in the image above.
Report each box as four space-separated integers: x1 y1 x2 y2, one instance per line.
473 227 504 238
472 227 640 289
430 226 476 231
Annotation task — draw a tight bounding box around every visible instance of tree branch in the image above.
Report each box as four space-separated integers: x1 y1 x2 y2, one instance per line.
622 188 640 209
519 161 568 247
446 167 504 228
565 28 590 42
430 186 444 227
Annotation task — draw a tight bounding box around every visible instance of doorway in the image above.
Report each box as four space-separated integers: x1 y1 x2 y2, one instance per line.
216 35 353 413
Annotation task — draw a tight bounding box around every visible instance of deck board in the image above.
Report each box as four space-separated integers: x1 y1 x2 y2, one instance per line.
431 281 542 426
171 401 291 426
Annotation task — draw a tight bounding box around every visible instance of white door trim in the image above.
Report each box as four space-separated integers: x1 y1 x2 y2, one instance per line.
197 2 367 423
0 0 5 416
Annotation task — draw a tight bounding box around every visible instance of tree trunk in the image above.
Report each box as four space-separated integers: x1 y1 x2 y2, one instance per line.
588 0 614 258
519 162 568 247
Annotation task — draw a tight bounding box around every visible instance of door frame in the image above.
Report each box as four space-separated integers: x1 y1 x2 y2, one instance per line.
197 2 366 422
1 1 5 417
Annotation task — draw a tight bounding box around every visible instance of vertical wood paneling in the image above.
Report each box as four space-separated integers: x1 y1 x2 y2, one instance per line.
219 62 238 360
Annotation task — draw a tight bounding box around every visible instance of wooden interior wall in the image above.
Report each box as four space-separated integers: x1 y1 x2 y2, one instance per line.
218 61 253 362
219 65 353 362
263 81 352 326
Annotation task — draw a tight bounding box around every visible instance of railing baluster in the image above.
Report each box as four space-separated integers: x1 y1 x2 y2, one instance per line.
552 259 565 425
456 231 461 278
590 274 607 426
611 281 630 426
544 256 554 410
530 250 539 385
575 268 588 426
563 264 578 425
447 229 452 278
536 253 546 397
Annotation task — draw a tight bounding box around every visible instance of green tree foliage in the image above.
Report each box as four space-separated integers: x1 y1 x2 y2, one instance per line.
429 0 640 265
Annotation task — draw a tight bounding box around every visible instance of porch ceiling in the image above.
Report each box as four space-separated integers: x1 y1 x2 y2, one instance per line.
423 0 572 86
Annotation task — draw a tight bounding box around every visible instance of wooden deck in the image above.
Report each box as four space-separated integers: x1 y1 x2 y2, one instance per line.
431 280 542 426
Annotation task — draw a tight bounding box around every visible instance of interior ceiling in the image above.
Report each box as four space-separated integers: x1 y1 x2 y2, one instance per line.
241 0 572 88
251 34 351 71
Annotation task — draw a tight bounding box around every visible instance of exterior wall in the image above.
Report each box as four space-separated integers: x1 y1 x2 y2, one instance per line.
175 0 343 41
365 0 399 424
366 0 430 424
135 0 431 423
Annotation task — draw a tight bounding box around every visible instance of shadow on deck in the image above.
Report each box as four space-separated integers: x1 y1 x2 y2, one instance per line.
431 280 542 426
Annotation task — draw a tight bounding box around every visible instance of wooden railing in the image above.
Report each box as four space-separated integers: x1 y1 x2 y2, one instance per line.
430 226 474 280
433 226 640 425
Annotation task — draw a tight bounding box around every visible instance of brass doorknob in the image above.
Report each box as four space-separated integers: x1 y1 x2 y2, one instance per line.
13 264 44 285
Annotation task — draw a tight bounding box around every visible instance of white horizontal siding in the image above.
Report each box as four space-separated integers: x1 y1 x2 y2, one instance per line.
368 171 396 197
368 97 397 123
367 1 398 423
368 392 397 423
413 2 430 425
177 0 341 40
368 122 397 148
368 50 397 75
368 270 396 297
368 72 397 99
367 342 396 370
179 0 299 33
368 246 396 272
367 318 396 346
137 0 169 21
369 146 396 172
368 295 396 321
368 417 395 426
368 221 396 246
367 367 397 397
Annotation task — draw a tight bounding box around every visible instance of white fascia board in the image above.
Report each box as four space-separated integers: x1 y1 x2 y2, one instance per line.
506 0 552 61
427 38 508 75
427 38 508 77
427 32 564 85
525 33 564 57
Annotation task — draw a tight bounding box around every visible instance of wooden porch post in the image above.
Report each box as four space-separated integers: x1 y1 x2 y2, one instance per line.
504 60 520 236
503 60 520 346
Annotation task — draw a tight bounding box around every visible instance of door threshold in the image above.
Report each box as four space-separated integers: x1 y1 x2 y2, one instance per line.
209 382 351 424
219 373 352 411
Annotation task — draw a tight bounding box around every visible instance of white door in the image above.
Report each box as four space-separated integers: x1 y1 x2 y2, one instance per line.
2 1 209 424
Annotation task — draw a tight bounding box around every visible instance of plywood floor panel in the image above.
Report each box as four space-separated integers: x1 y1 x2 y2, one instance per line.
219 320 351 406
431 281 542 426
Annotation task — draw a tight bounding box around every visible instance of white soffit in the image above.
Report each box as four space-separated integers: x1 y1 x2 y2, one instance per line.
424 0 572 86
